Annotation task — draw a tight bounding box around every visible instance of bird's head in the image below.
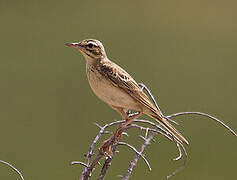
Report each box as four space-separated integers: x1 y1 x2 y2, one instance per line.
65 39 107 61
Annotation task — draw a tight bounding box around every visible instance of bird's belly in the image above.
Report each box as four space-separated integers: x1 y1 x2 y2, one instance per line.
87 69 139 110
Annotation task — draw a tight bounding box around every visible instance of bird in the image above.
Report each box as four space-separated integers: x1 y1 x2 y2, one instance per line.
65 39 189 145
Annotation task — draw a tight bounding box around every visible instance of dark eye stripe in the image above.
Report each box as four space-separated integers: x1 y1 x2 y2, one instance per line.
86 48 94 53
88 43 94 48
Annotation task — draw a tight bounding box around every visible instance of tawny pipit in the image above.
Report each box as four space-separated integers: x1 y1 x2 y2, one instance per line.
65 39 189 145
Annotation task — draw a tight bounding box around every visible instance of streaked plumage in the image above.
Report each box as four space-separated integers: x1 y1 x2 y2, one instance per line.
65 39 189 145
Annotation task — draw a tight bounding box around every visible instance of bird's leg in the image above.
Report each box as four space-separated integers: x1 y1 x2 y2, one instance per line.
121 111 143 128
113 108 143 141
113 111 143 144
100 107 142 155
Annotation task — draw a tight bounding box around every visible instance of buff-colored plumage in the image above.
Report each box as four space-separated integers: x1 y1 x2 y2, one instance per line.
66 39 189 145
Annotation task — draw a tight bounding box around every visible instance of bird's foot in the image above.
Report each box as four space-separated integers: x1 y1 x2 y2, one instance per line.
99 128 123 156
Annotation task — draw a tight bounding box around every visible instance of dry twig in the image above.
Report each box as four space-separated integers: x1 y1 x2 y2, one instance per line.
73 83 237 180
122 132 155 180
0 160 24 180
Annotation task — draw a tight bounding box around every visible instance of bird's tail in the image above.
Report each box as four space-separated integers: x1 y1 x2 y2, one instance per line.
150 114 189 145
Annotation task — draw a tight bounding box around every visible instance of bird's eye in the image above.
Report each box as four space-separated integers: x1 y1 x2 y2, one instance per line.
88 43 94 48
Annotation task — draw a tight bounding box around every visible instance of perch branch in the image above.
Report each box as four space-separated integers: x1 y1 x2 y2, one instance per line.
98 143 118 180
79 119 177 180
122 132 155 180
167 112 237 136
71 161 88 167
119 141 152 171
80 120 125 179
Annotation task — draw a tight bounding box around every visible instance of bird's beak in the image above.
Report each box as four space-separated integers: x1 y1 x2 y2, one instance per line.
65 42 81 49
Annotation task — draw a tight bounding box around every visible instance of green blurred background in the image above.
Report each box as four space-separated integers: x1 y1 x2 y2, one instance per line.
1 0 237 179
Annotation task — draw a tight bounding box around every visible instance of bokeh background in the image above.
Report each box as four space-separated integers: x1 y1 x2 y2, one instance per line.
1 0 237 179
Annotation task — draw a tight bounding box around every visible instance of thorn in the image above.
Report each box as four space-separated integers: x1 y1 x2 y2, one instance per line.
145 127 149 138
122 132 129 137
93 122 103 129
139 135 146 141
70 161 88 167
104 152 112 159
103 130 113 134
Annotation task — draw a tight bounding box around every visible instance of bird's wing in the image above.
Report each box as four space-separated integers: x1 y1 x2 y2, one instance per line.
97 61 160 115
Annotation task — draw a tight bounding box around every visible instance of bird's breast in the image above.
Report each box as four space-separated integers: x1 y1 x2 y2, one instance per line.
86 64 140 110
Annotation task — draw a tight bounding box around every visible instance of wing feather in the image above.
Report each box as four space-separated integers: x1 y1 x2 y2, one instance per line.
97 61 159 114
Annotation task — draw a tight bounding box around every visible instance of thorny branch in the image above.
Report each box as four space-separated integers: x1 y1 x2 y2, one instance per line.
98 142 117 180
122 133 155 180
167 112 237 136
72 84 237 180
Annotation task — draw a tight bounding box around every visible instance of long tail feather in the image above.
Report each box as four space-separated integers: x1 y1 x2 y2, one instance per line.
151 114 189 145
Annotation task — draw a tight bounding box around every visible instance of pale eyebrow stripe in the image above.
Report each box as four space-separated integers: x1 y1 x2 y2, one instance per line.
88 41 98 46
